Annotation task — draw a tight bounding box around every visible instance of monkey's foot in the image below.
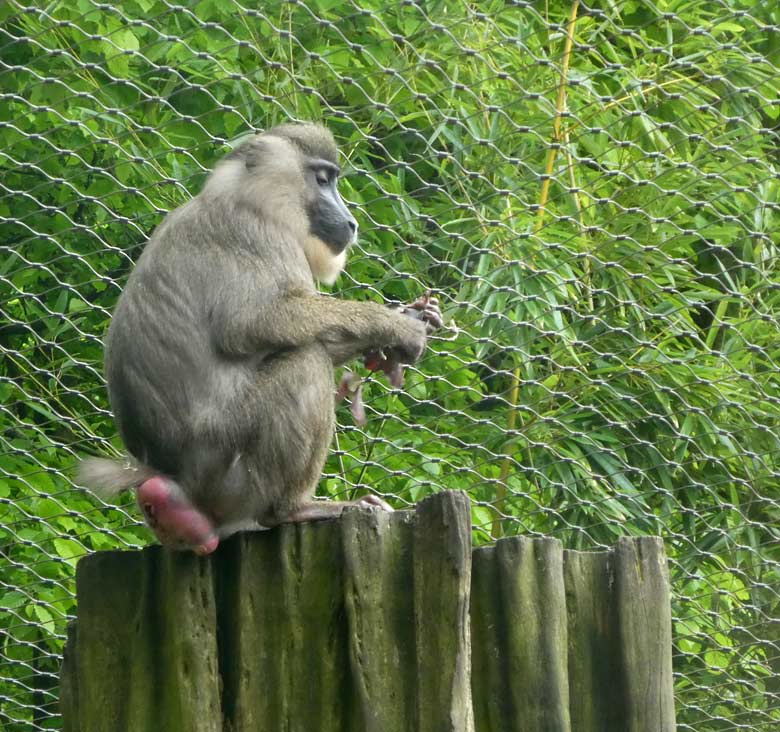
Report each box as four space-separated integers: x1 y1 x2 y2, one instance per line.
283 495 394 523
354 494 394 512
136 476 220 556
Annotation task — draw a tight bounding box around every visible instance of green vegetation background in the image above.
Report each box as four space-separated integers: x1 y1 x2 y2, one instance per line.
1 1 779 728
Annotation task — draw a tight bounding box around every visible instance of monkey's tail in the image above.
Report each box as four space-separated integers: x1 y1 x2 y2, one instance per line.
77 456 156 497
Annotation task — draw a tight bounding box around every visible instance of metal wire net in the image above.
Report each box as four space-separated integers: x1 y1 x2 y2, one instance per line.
1 0 779 729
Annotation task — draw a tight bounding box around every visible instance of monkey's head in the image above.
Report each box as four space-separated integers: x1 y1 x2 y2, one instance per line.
205 122 358 285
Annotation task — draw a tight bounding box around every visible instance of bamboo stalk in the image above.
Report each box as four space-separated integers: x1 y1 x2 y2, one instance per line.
491 0 580 539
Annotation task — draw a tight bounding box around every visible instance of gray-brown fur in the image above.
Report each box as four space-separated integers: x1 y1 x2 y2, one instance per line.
79 122 427 532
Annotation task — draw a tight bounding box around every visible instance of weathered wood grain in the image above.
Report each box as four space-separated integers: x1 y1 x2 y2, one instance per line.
471 535 675 732
61 494 675 732
62 490 474 732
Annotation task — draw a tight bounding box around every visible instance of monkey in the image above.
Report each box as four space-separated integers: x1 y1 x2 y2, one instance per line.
79 122 441 555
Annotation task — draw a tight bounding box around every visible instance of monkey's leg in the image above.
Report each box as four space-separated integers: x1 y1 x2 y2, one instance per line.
136 476 220 555
215 346 394 530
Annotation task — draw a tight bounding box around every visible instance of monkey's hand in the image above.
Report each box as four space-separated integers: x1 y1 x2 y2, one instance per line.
364 349 406 388
399 291 443 333
363 328 423 387
364 292 441 387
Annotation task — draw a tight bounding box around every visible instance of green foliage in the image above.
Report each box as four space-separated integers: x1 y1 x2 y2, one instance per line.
1 0 779 728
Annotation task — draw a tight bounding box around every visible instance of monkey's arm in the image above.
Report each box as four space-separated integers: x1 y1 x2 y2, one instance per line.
212 293 427 366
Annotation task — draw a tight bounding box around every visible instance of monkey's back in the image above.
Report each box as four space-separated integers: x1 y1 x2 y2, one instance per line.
105 206 216 472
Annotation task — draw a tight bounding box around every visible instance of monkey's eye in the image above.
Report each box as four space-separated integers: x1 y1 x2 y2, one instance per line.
315 170 331 187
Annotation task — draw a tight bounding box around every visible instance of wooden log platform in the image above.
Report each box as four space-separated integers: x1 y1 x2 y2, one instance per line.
61 491 675 732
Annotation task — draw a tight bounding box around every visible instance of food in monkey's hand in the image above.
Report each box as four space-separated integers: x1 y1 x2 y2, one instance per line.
337 370 367 425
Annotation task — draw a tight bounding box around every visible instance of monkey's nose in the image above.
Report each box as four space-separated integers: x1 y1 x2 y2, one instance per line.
348 219 358 235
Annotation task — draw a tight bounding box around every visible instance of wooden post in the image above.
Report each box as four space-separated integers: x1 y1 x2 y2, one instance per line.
61 491 474 732
470 535 675 732
61 493 675 731
471 537 570 731
60 547 221 732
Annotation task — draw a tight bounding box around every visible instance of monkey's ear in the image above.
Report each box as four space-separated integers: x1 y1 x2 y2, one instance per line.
240 140 266 171
223 137 267 171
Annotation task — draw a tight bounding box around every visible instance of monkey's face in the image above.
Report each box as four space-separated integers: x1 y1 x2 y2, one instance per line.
207 123 359 284
304 160 358 255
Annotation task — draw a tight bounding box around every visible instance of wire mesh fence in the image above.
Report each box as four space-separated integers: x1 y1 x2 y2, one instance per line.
1 0 779 729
